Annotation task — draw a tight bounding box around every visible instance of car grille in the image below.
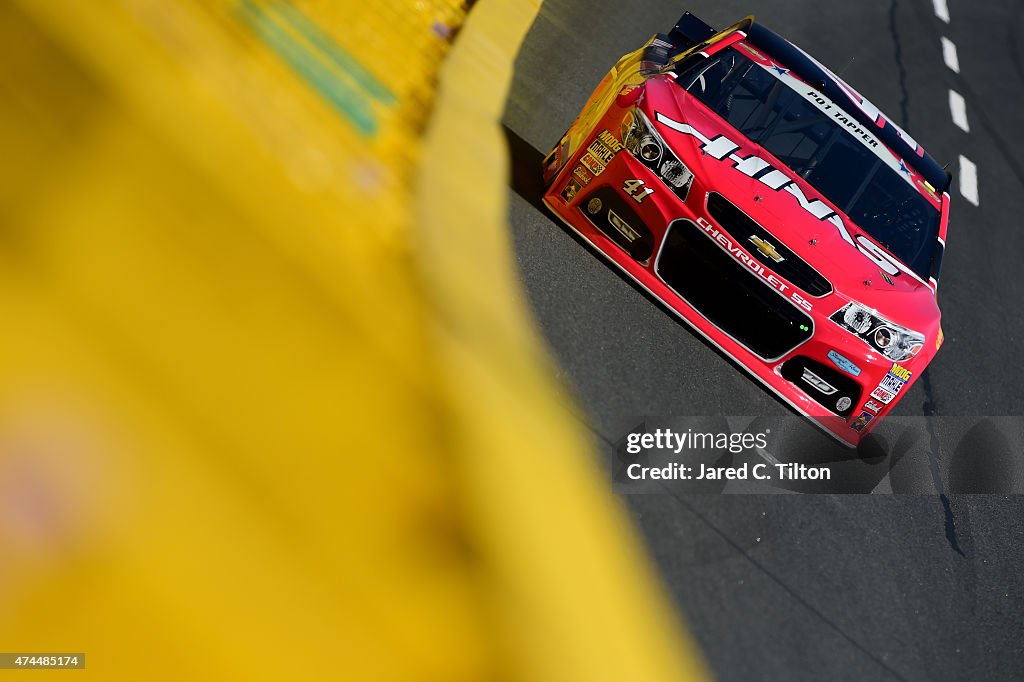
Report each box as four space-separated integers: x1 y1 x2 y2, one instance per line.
656 219 814 360
706 193 833 297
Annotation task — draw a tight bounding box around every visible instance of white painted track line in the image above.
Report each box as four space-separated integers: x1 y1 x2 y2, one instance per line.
949 90 969 132
941 37 960 73
958 155 979 206
933 0 950 22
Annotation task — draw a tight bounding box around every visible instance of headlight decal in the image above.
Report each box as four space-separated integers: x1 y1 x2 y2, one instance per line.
621 109 694 201
830 302 924 362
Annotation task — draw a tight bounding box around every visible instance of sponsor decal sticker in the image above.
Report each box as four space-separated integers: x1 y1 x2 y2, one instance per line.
936 327 944 350
883 363 912 389
572 165 593 186
597 129 623 153
851 411 874 432
561 177 581 202
889 363 912 381
827 349 862 377
836 396 852 412
864 400 883 414
588 131 621 165
871 364 911 404
580 152 606 176
878 372 907 395
870 386 897 404
588 142 615 165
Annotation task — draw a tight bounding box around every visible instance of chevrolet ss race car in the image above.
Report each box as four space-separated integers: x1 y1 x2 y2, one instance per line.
541 13 950 446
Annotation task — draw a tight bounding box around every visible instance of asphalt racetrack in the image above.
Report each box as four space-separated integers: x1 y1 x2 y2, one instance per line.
503 1 1024 679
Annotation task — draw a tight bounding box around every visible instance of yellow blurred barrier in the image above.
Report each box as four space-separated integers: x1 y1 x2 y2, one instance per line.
0 0 708 679
420 1 709 680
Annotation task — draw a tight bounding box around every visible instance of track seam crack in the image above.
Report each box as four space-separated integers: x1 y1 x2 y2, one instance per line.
889 0 911 129
888 0 965 557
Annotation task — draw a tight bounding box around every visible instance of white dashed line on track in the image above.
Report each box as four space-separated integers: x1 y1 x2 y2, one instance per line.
933 3 979 206
948 89 969 132
941 36 960 73
958 155 979 206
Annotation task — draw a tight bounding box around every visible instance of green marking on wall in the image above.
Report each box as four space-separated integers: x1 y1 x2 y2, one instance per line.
239 0 394 136
272 2 396 106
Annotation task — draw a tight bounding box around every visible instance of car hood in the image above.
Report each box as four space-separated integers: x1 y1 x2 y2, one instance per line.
643 77 940 331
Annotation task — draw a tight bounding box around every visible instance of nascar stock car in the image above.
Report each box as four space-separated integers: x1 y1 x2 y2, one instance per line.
541 12 950 446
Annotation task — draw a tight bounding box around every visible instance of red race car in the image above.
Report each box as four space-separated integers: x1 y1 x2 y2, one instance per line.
542 13 950 446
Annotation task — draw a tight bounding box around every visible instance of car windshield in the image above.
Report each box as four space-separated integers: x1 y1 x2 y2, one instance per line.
677 47 939 280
